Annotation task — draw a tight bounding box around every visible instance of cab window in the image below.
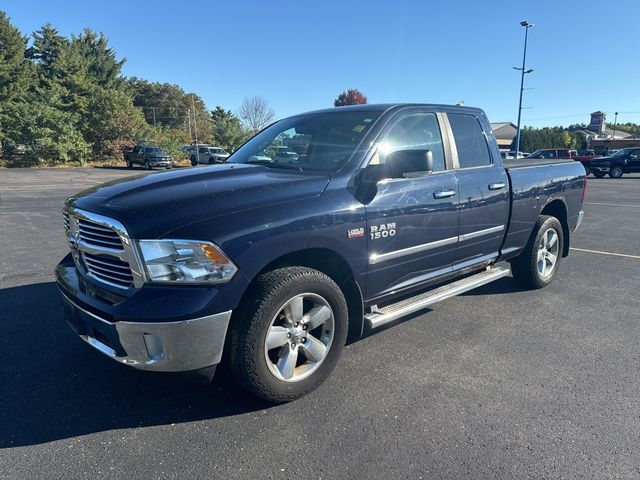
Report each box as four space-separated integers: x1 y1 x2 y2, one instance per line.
371 113 446 178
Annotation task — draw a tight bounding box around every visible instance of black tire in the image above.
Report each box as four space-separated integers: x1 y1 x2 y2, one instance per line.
584 167 590 175
126 158 132 168
190 156 197 166
510 215 563 289
609 165 624 178
227 267 348 403
593 171 606 178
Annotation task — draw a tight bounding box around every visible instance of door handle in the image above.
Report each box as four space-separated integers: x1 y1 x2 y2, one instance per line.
488 182 506 190
433 190 456 199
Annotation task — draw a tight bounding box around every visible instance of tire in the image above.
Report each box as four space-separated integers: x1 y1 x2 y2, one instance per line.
144 160 150 170
593 171 606 178
227 267 348 403
609 165 624 178
510 215 563 289
190 156 197 166
126 158 132 168
584 167 590 175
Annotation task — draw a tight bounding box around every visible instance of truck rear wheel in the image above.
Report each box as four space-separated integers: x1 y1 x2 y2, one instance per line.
609 165 624 178
510 215 563 289
227 267 348 403
190 156 197 166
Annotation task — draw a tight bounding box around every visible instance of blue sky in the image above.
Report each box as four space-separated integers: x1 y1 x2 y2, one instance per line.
4 0 639 127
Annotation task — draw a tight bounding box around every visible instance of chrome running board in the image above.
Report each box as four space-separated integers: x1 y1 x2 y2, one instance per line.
364 267 511 329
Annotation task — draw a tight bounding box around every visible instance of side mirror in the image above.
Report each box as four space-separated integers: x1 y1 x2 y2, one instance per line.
385 147 434 178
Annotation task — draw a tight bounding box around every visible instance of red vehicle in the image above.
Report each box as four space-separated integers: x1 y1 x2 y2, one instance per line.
526 148 598 175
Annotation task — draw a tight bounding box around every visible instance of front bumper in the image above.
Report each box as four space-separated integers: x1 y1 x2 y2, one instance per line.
60 290 232 372
149 160 172 167
590 165 609 173
573 210 585 232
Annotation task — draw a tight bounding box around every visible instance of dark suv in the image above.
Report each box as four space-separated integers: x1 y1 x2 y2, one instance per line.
124 145 173 169
589 148 640 178
526 148 574 160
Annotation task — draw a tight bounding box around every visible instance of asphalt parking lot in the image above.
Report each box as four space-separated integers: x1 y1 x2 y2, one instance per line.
1 168 639 479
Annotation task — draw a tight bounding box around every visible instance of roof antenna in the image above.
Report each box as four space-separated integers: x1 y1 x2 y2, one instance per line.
457 100 465 106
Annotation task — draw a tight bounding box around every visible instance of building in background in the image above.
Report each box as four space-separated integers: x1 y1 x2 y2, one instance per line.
577 111 640 154
490 122 517 153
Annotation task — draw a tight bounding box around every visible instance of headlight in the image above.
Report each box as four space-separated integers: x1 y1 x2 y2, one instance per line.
138 240 238 283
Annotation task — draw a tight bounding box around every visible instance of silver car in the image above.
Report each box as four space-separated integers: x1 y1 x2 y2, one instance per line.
190 146 230 166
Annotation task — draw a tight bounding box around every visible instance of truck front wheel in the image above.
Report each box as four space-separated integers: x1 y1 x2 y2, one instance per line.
510 215 563 289
228 267 348 403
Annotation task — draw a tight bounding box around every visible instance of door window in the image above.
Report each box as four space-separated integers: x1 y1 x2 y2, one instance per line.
373 113 446 178
448 114 492 168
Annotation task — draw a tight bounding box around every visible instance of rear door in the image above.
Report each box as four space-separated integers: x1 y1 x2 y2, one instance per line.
447 112 510 268
364 110 459 299
133 146 144 163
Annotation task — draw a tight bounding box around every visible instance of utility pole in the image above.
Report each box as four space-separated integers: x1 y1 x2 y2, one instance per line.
191 94 200 164
152 107 157 129
187 108 192 140
514 20 534 158
612 111 619 147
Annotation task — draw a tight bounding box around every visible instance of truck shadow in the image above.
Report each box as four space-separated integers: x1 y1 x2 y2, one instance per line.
461 277 529 296
0 282 272 448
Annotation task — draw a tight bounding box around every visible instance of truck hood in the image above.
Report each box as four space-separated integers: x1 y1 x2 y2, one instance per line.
68 164 330 238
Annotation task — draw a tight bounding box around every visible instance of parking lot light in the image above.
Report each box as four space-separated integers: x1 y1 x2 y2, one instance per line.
515 20 535 158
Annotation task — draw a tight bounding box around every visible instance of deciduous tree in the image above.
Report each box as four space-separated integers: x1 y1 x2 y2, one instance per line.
334 89 367 107
238 96 275 132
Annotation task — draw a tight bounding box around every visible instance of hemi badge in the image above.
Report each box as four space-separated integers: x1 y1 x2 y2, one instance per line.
347 228 364 239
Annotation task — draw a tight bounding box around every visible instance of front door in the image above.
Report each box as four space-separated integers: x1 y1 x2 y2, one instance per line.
364 111 459 300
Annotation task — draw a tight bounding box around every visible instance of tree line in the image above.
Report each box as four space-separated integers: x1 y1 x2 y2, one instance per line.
0 11 275 165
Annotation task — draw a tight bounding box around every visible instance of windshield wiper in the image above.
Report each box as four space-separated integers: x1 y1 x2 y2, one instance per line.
246 160 303 171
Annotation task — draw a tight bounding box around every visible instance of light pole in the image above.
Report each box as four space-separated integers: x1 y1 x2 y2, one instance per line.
514 20 534 158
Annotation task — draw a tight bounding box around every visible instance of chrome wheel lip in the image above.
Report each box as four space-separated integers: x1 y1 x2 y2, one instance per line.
536 228 559 278
264 293 334 383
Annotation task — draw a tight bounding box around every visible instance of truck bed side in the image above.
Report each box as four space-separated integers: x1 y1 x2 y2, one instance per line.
501 161 586 260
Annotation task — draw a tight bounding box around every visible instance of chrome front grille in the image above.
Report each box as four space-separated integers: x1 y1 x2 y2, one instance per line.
63 207 144 290
77 218 124 250
82 252 134 288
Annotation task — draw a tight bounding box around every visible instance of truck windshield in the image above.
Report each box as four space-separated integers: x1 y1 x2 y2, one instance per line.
227 110 383 172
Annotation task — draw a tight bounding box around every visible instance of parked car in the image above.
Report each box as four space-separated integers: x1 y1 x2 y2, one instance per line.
190 146 230 166
505 150 527 159
526 148 574 160
273 146 299 163
124 145 173 169
589 147 640 178
57 103 585 403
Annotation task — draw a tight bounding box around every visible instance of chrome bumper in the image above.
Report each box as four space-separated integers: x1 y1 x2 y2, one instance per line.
61 292 231 372
574 210 585 232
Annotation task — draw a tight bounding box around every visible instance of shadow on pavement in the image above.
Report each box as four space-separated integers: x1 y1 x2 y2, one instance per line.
461 276 529 296
0 282 271 448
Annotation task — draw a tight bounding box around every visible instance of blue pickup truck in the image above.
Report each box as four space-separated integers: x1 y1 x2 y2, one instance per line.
56 104 586 403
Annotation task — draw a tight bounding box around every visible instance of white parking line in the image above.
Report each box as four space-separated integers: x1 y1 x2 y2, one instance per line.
585 202 640 208
570 247 640 260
